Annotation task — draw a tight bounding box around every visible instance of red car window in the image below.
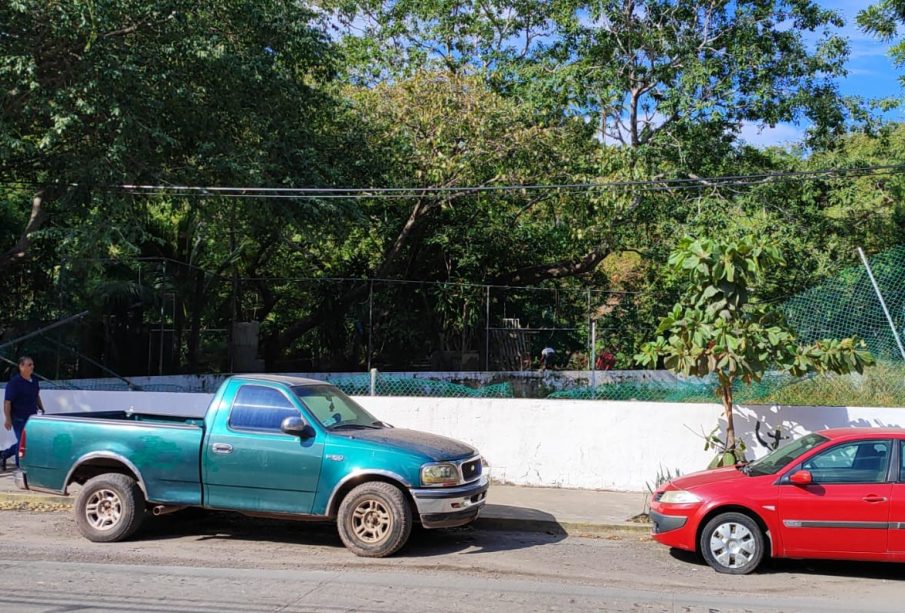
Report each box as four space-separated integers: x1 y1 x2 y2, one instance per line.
801 440 891 484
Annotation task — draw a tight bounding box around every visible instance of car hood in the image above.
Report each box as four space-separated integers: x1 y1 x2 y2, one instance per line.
669 466 747 490
335 428 477 461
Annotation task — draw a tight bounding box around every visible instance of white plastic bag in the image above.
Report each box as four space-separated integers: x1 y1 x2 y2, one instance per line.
0 426 18 452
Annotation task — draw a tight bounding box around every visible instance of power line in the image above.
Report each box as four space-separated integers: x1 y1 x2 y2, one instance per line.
122 165 905 199
117 163 905 196
5 164 900 201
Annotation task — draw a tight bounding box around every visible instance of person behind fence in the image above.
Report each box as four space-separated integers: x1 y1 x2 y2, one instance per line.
2 356 44 471
595 349 616 371
540 346 556 370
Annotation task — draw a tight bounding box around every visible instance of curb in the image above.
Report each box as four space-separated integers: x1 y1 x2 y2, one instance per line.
0 491 72 508
0 491 651 536
474 516 649 536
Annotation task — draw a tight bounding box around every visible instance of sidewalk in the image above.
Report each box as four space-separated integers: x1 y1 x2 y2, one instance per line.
0 470 649 535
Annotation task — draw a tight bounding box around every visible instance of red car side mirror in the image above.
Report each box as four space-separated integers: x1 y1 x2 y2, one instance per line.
790 470 813 486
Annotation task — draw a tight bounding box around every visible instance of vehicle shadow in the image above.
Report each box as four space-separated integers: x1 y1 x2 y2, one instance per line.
668 547 704 566
764 558 905 581
138 506 567 556
669 548 905 581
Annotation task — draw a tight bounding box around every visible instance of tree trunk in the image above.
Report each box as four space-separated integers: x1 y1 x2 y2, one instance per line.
187 267 204 371
720 378 736 452
0 190 50 271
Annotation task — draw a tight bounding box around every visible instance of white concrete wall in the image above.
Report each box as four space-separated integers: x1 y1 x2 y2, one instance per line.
39 390 905 491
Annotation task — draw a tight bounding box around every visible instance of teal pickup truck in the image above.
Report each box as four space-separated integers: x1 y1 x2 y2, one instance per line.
15 375 488 557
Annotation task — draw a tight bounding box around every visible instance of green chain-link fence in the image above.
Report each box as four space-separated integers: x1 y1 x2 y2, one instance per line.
7 247 904 406
550 246 905 407
782 246 905 361
327 373 514 398
547 363 905 406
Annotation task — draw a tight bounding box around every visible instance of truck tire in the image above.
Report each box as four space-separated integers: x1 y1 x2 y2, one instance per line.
337 482 412 557
74 473 147 543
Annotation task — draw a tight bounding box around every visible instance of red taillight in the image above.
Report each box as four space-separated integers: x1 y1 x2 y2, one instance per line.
17 427 26 459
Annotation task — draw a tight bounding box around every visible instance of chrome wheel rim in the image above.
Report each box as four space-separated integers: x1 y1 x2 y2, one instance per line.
709 522 756 569
351 499 392 544
85 489 123 531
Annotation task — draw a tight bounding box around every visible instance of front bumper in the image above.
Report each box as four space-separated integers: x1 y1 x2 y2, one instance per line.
649 501 700 551
14 470 27 491
650 510 687 534
411 474 489 528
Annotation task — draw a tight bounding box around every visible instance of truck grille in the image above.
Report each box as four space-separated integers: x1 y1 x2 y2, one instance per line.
461 458 482 482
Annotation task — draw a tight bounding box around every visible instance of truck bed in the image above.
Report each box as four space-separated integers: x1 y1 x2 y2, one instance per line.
22 412 204 506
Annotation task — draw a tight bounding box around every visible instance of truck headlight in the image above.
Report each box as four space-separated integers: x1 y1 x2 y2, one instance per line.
659 490 702 504
421 462 460 486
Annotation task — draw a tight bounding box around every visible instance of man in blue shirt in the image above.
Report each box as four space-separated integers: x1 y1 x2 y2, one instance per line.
3 356 44 470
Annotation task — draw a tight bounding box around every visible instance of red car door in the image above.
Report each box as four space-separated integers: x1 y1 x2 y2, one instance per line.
888 439 905 553
778 439 892 556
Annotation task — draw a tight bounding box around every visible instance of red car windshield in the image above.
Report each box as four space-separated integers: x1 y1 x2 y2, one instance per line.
745 433 829 476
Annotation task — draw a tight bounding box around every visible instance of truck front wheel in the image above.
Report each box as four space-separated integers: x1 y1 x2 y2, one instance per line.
74 473 147 543
337 482 412 557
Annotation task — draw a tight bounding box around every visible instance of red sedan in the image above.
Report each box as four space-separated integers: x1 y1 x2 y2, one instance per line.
650 428 905 574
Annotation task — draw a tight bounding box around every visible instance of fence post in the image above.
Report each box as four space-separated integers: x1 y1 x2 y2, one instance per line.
590 320 597 389
370 368 378 396
587 288 593 381
858 247 905 361
367 280 374 372
159 260 166 375
485 285 490 371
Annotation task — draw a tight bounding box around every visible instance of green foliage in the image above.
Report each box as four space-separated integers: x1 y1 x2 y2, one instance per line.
703 427 748 469
636 235 875 454
859 1 905 57
643 465 682 516
1 0 904 378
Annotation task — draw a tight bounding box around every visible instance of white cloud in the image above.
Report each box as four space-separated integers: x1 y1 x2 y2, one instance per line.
738 122 806 148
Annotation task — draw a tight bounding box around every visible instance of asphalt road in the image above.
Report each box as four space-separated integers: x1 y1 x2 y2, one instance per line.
1 510 903 612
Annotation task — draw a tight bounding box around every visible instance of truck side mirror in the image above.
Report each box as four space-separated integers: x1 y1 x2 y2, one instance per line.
281 416 314 439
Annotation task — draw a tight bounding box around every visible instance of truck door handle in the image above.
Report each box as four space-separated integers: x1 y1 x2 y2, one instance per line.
862 495 887 503
211 443 233 455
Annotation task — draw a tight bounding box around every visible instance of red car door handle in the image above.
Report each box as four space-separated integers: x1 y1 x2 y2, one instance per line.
862 495 887 503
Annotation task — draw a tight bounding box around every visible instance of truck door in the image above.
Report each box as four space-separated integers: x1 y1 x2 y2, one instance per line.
203 384 323 514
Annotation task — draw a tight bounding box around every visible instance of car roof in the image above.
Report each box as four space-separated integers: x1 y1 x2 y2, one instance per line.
232 374 329 387
818 427 905 440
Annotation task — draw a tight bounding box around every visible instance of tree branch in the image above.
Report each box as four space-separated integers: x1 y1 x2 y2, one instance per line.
0 190 49 271
492 243 612 286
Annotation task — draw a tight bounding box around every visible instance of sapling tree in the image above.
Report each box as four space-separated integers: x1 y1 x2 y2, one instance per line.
636 236 874 465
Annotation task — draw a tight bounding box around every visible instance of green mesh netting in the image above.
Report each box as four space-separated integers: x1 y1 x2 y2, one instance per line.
548 247 904 406
546 364 905 407
782 246 905 361
547 379 715 402
327 374 514 398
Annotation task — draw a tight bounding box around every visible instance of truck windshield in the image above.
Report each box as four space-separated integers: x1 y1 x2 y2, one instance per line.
292 385 384 430
745 433 829 476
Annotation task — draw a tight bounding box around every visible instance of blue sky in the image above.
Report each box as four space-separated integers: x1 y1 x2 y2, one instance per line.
742 0 903 147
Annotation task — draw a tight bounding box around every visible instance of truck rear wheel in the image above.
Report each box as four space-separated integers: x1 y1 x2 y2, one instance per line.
74 473 146 543
337 482 412 557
